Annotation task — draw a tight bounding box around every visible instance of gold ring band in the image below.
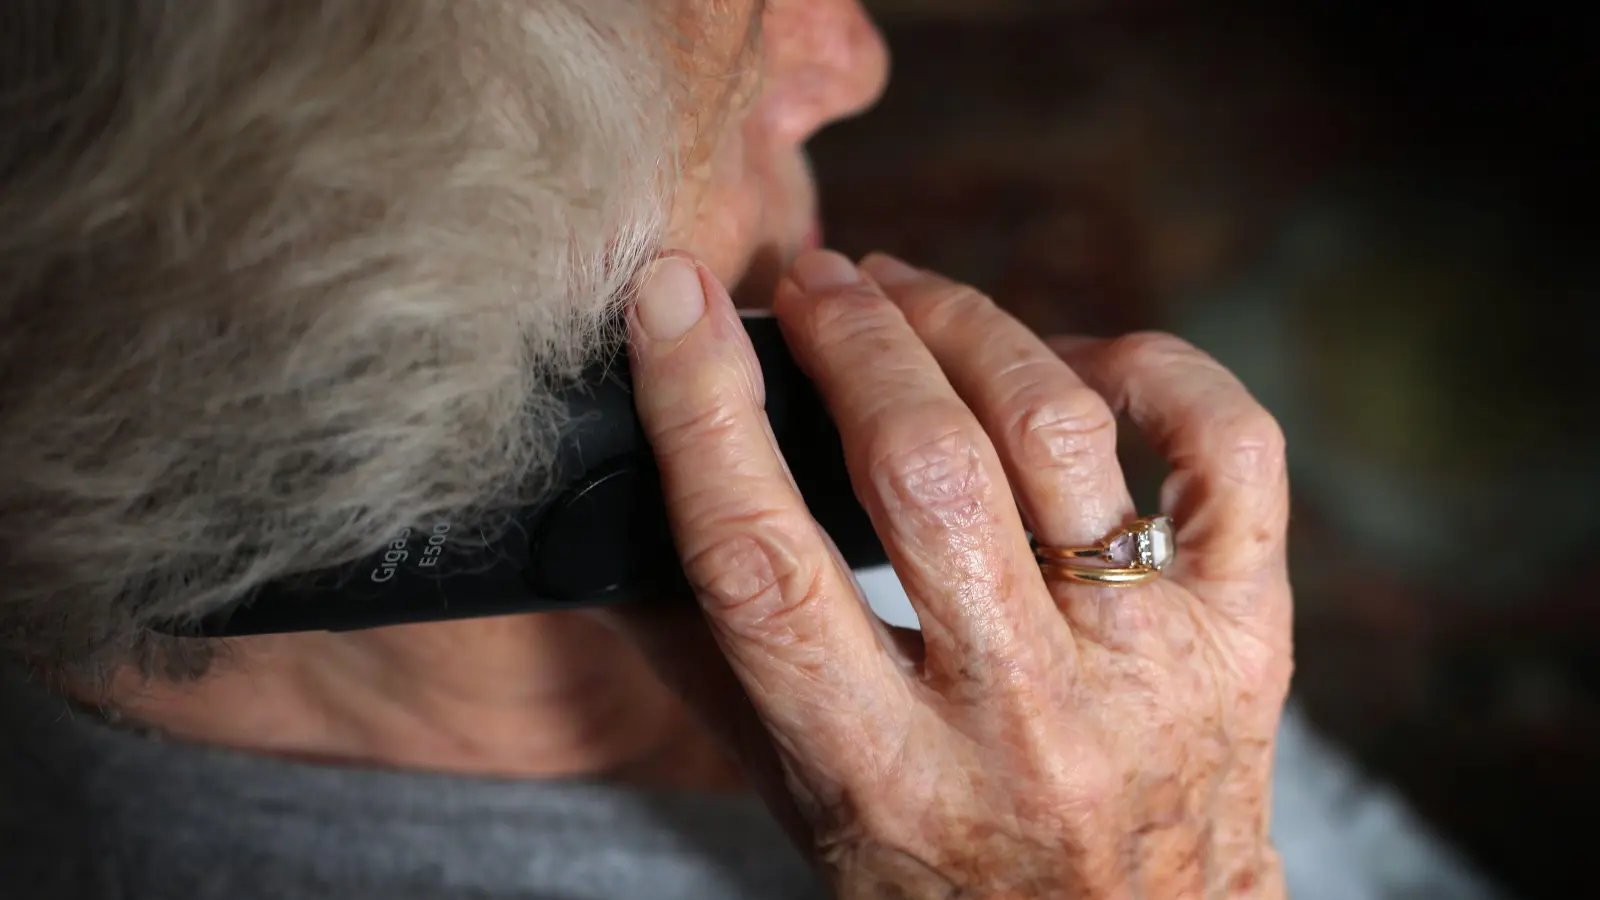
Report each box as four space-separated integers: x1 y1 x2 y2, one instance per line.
1033 515 1175 588
1033 546 1104 561
1037 564 1163 586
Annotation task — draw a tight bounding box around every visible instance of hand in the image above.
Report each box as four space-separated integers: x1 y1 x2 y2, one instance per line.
607 249 1293 899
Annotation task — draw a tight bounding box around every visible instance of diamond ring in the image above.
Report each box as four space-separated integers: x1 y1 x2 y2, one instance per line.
1032 515 1175 586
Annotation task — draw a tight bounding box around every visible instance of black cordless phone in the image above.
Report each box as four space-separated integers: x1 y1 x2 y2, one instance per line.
163 313 887 637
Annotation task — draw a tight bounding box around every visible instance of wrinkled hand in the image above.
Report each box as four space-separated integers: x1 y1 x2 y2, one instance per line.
608 249 1293 899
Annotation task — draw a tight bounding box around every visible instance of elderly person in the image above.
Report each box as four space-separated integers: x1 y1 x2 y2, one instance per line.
0 2 1294 898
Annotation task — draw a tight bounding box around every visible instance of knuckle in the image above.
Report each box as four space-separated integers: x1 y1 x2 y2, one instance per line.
869 421 993 529
808 284 903 344
1026 739 1118 823
648 395 746 459
901 281 994 334
681 510 825 627
1214 407 1287 486
1107 330 1202 372
1010 383 1118 472
1230 630 1289 694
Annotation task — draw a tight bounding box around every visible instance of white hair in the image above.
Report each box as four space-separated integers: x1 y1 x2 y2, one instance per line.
0 0 691 680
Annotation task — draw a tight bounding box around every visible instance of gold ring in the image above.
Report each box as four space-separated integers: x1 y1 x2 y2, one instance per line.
1033 515 1175 587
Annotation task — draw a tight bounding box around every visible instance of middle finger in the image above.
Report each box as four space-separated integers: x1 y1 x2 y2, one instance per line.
858 253 1137 552
773 250 1070 689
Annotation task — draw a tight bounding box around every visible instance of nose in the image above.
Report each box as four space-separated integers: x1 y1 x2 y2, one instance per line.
762 0 890 146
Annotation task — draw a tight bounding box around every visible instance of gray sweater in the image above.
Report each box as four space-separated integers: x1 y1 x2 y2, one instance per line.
1 668 1505 900
0 671 823 900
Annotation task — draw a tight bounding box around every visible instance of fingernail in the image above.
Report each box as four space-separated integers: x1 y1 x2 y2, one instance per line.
636 256 707 342
792 249 861 292
859 253 921 287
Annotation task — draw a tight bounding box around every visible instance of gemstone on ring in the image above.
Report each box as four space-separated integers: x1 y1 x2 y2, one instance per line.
1105 515 1175 570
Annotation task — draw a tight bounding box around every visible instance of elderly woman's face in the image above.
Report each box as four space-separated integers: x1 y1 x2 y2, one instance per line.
663 0 888 304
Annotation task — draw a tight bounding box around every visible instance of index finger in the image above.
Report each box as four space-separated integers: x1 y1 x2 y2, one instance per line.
627 254 905 765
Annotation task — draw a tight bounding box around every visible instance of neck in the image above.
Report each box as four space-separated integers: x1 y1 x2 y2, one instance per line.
103 613 744 790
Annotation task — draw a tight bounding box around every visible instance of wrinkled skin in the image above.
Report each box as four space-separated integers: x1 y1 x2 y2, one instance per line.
89 6 1288 891
608 249 1294 899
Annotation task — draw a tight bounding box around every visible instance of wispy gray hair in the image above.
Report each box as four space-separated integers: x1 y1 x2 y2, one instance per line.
0 1 684 680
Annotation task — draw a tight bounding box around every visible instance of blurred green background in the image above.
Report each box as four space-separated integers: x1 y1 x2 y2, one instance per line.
816 2 1596 897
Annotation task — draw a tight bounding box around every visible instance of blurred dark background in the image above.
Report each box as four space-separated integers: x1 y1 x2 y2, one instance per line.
814 2 1596 897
